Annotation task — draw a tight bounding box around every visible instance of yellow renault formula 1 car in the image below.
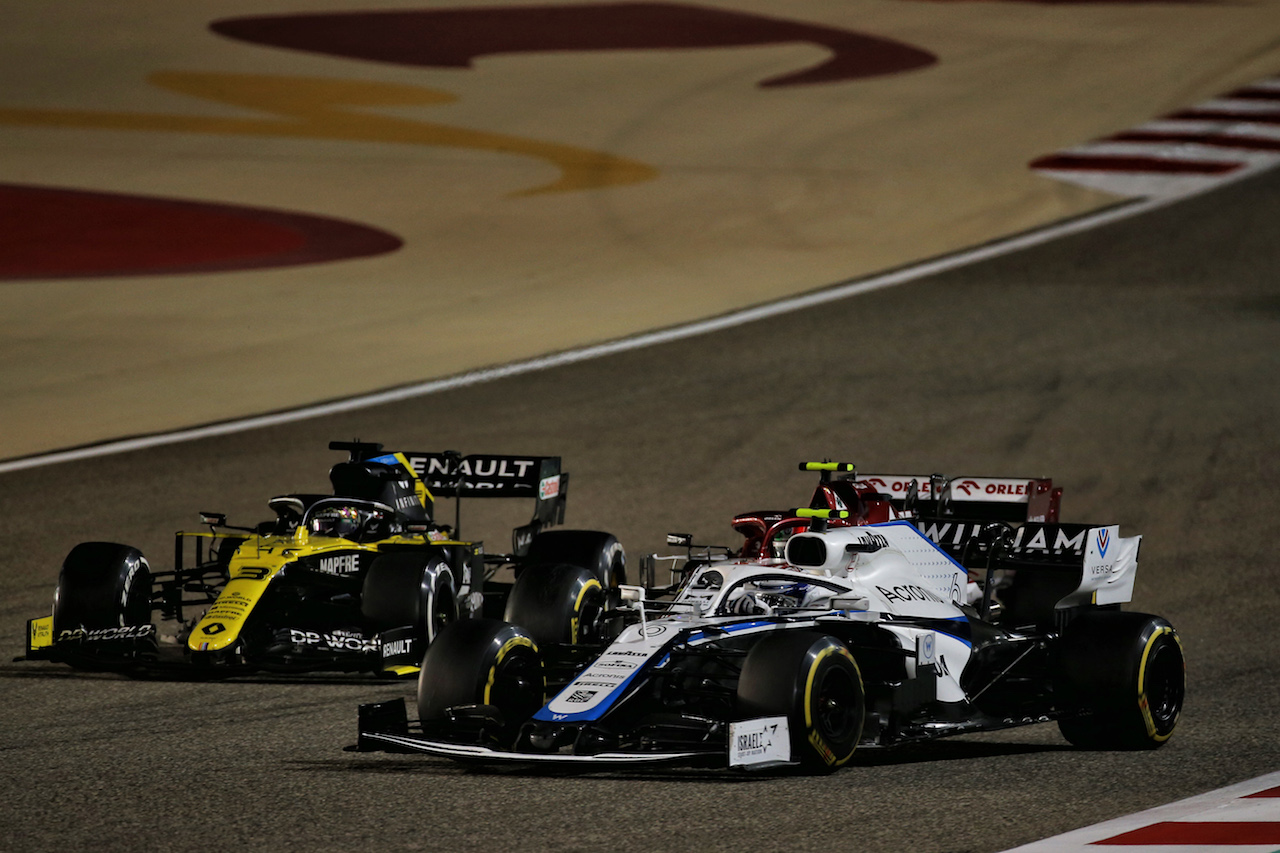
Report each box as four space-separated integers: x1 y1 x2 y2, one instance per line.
22 441 625 677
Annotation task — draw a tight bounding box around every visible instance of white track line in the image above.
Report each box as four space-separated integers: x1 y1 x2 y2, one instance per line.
2 156 1276 476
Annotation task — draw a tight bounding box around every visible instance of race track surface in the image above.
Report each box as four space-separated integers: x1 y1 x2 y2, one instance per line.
4 0 1280 460
2 163 1278 852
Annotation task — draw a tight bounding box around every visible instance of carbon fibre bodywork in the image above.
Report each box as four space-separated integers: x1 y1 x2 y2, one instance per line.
22 441 585 677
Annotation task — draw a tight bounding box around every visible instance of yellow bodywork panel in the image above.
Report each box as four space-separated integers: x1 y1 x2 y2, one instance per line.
28 615 53 652
190 569 285 652
188 532 307 653
186 528 463 654
384 665 421 677
390 451 434 515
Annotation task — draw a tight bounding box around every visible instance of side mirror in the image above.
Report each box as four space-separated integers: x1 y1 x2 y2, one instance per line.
618 585 646 602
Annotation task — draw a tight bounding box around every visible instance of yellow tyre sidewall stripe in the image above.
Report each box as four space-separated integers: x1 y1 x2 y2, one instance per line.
1137 625 1183 741
483 635 540 706
803 642 861 766
570 578 602 644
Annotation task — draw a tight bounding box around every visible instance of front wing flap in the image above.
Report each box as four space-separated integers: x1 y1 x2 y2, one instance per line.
355 697 727 768
23 614 160 665
359 730 708 767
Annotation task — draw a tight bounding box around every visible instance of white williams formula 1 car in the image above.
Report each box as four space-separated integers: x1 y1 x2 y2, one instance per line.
356 464 1184 773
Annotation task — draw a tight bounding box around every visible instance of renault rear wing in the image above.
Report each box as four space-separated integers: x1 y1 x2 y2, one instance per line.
400 452 568 553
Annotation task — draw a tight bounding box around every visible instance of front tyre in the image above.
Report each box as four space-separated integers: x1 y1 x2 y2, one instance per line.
737 632 865 774
1056 612 1185 749
53 542 155 670
418 619 545 743
523 530 625 588
504 563 604 646
55 542 153 632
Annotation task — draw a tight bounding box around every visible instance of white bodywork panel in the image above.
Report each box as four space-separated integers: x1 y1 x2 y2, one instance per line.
729 717 791 768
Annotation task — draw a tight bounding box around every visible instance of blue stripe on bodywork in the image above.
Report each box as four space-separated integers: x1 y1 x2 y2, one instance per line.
683 619 778 645
532 619 798 723
918 617 974 648
868 519 969 573
532 667 647 723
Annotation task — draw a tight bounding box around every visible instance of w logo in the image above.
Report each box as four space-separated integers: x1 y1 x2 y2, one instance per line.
1097 529 1111 558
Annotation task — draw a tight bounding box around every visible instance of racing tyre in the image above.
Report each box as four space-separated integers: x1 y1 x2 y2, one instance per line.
54 542 153 631
361 552 457 644
737 632 865 774
418 619 545 739
504 563 604 646
523 530 626 588
53 542 154 670
1055 611 1185 750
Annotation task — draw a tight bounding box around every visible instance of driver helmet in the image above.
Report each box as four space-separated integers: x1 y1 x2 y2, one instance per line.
308 503 389 541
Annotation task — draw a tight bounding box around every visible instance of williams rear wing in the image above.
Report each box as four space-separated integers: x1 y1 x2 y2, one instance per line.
914 520 1141 623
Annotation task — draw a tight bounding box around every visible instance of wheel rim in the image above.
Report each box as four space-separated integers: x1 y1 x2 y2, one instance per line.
432 597 455 635
577 598 602 644
1144 641 1184 731
572 583 605 644
426 576 457 642
491 648 544 721
813 666 860 742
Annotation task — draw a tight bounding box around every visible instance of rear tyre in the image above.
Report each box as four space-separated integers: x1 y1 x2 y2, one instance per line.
418 619 545 741
361 552 457 644
504 563 604 646
523 530 625 588
737 632 865 774
1056 611 1185 749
